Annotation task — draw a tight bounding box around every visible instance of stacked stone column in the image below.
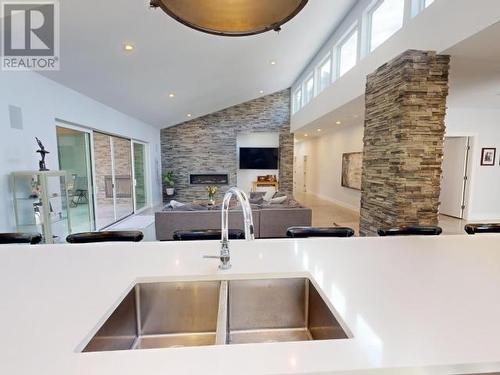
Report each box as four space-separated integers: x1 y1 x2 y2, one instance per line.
359 50 450 236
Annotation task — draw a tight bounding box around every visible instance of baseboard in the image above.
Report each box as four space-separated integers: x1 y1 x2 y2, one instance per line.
464 214 500 222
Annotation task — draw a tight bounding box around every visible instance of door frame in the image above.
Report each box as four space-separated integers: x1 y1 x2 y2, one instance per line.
303 155 308 193
55 120 152 230
441 134 474 220
55 121 97 231
131 140 150 214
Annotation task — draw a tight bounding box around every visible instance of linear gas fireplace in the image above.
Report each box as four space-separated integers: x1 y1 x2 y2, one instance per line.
190 174 229 185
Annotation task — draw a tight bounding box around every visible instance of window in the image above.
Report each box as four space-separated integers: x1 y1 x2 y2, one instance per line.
317 55 332 94
424 0 434 7
369 0 405 52
302 75 314 106
293 88 302 113
338 29 358 77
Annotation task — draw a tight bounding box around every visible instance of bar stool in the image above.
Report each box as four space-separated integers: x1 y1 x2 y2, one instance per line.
173 229 245 241
286 227 355 238
0 233 42 244
66 231 144 243
377 225 442 237
464 223 500 235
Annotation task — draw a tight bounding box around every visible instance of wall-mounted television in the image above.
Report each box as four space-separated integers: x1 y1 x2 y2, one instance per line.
239 147 279 170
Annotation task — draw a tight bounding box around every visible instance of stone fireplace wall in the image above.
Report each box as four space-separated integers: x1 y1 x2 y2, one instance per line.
160 89 293 202
359 50 450 236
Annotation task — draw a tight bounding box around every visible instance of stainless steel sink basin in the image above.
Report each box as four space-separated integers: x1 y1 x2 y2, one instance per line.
228 278 348 344
83 281 221 352
82 278 349 352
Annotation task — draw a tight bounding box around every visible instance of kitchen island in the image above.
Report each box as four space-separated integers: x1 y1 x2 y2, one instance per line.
1 235 500 375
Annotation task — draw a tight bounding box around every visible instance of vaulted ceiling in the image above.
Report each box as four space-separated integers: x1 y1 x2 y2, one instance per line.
40 0 356 128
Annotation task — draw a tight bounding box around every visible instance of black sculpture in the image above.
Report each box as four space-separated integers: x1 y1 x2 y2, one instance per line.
35 137 50 171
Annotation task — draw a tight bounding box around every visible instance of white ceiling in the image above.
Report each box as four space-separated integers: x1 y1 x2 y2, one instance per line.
444 21 500 110
40 0 356 128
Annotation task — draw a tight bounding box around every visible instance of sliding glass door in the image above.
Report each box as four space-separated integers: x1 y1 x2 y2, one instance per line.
56 126 95 232
133 142 148 211
112 136 134 220
57 126 148 231
93 132 134 229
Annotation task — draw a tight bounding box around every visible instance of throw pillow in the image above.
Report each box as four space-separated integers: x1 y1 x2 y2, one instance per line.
272 191 287 199
250 192 266 200
263 190 275 202
270 195 288 204
249 197 265 205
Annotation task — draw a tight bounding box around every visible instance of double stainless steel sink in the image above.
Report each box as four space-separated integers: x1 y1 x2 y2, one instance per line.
83 278 349 352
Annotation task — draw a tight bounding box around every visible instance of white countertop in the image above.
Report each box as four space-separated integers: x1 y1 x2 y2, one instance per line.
1 235 500 375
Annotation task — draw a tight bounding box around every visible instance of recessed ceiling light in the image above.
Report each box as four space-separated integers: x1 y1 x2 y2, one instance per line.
169 93 175 98
124 44 134 52
317 129 322 132
336 121 342 125
259 90 264 94
270 60 277 65
304 134 308 137
187 113 192 117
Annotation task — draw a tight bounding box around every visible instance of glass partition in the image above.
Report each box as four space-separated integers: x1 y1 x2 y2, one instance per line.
133 142 147 211
93 132 134 229
113 136 134 220
56 126 94 233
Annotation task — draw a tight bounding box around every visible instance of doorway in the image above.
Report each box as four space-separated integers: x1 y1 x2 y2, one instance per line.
56 126 95 232
439 136 470 219
93 132 134 229
57 126 150 231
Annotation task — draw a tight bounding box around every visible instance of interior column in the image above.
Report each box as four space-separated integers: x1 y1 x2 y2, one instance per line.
359 50 450 236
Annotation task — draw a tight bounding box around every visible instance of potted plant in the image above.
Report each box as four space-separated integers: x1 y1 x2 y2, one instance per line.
163 171 175 196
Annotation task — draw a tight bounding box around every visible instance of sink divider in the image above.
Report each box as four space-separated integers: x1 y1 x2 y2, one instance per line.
215 280 229 345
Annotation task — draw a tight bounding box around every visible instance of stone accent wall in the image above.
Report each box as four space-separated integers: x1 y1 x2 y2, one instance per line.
161 89 293 202
359 50 450 236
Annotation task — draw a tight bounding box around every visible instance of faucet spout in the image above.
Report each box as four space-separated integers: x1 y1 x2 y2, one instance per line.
221 187 255 245
205 187 255 270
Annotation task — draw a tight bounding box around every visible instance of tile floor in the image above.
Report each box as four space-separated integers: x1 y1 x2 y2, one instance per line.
294 192 476 236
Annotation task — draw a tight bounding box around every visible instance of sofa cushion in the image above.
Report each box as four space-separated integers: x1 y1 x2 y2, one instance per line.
164 202 208 211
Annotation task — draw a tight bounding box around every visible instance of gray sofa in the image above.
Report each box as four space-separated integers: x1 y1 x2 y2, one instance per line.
155 206 312 241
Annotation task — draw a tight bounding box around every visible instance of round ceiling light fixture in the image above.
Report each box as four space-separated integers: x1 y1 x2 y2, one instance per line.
150 0 309 36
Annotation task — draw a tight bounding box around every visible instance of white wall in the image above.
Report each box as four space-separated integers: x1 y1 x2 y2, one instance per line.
0 70 162 232
292 0 500 132
236 132 279 194
294 122 364 211
445 107 500 221
294 107 500 220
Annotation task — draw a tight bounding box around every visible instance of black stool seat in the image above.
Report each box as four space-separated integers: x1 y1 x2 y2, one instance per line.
464 223 500 235
286 227 355 238
0 232 42 244
378 225 442 237
66 231 144 243
173 229 245 241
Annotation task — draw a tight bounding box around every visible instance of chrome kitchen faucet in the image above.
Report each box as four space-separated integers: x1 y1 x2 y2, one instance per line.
204 187 255 270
